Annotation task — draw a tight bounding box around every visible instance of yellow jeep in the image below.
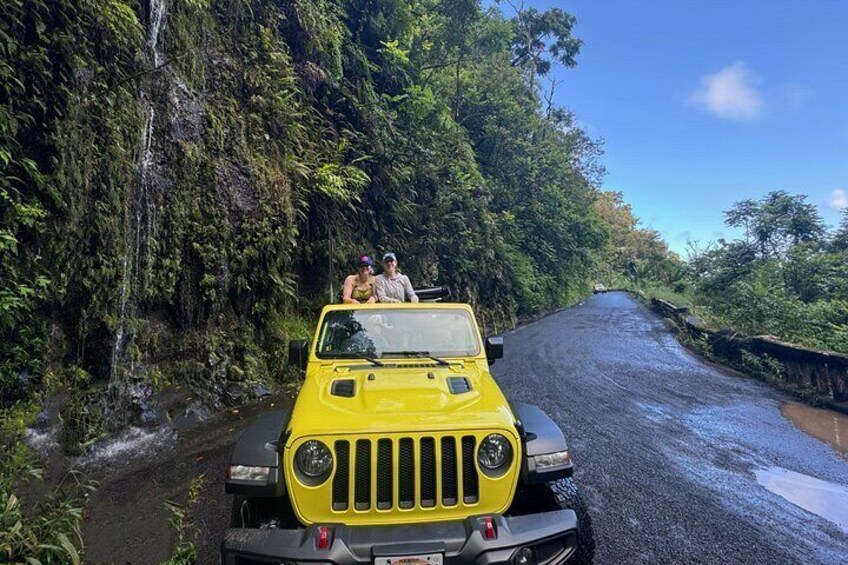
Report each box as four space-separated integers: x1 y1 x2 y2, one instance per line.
222 302 594 565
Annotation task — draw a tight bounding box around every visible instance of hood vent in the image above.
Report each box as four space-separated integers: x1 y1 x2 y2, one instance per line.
331 379 356 398
447 377 472 394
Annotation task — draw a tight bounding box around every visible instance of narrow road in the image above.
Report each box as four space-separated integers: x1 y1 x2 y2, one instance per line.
75 291 848 564
492 291 848 564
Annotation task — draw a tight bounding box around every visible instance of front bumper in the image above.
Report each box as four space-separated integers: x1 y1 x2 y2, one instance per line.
221 510 578 565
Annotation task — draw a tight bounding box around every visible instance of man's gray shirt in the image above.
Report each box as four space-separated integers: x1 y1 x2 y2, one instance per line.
375 272 416 303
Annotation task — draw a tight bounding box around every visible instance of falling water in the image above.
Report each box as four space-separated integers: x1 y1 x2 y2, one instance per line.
148 0 166 67
109 0 167 400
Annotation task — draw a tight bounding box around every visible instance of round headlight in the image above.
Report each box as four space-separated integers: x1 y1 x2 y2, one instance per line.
477 433 512 470
295 440 333 478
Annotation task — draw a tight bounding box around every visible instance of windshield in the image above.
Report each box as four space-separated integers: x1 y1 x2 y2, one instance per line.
315 309 481 359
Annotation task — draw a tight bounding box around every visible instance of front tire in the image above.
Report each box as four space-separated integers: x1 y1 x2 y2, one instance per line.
509 478 595 565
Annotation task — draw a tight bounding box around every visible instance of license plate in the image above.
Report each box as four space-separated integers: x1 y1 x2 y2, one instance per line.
374 553 444 565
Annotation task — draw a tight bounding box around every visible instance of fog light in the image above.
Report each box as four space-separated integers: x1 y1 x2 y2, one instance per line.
533 450 571 471
511 546 535 565
227 465 270 483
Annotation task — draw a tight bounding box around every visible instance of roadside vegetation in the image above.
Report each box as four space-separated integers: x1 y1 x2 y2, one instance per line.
0 404 95 564
162 474 205 565
595 189 848 354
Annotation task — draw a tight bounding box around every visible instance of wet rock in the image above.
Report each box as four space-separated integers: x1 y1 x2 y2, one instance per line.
251 382 271 398
225 383 246 403
173 400 211 430
33 408 52 431
168 77 205 143
126 381 157 427
215 162 258 219
296 61 330 92
139 406 159 426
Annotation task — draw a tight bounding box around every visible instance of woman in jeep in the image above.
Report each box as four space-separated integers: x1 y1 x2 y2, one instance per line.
341 255 377 304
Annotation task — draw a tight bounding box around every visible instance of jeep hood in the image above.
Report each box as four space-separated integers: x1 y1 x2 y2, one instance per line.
287 363 516 439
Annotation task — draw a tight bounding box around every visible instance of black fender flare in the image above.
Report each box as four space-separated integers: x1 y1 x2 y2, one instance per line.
225 408 290 498
511 402 574 485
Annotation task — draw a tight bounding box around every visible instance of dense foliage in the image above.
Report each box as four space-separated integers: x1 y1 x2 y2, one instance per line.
604 188 848 353
1 0 607 436
688 193 848 353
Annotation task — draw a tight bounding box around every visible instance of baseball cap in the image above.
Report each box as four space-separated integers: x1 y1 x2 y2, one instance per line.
383 252 397 262
358 255 373 267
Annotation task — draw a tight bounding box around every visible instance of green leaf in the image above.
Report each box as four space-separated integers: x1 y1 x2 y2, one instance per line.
56 533 80 565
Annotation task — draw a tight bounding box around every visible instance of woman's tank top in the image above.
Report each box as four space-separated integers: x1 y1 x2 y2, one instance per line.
351 280 373 302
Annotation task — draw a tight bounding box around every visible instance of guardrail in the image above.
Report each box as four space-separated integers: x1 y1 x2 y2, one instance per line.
649 297 848 413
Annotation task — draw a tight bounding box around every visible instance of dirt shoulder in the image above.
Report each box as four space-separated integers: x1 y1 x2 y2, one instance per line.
78 396 290 564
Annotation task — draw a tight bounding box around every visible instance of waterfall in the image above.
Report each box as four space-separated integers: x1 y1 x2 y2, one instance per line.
148 0 166 67
109 0 167 410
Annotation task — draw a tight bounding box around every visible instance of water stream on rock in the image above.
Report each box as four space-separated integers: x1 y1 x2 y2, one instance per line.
108 0 167 419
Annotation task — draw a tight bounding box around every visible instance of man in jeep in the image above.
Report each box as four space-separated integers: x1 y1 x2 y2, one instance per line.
375 252 419 303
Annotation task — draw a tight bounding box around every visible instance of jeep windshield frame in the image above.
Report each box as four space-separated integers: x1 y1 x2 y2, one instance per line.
314 307 482 360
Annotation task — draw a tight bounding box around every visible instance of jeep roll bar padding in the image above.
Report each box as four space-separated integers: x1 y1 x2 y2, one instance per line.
225 408 291 498
511 402 574 484
413 286 451 302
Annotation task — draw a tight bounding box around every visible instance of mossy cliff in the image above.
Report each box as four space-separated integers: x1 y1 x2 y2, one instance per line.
1 0 607 448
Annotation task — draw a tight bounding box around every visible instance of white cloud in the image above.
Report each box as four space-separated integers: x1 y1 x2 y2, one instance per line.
830 189 848 210
689 62 764 121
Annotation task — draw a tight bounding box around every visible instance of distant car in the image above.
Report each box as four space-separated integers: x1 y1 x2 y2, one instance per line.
593 284 606 294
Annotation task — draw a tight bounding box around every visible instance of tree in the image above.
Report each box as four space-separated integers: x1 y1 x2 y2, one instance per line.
592 191 682 285
724 191 826 259
831 209 848 252
499 1 582 93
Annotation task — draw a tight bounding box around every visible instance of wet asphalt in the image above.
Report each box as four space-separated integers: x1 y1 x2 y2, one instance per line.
76 291 848 564
492 291 848 564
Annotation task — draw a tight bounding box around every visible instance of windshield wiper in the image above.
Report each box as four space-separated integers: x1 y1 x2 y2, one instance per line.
320 352 384 366
381 351 451 366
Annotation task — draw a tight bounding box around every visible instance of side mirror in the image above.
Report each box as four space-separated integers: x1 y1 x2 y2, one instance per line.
485 336 504 365
287 340 309 371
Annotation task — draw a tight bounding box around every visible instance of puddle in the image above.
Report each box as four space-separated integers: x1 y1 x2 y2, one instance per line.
780 401 848 459
755 466 848 532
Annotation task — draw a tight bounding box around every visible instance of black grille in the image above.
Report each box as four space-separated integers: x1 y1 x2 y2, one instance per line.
355 440 371 510
399 438 415 508
441 436 458 505
331 379 355 397
420 438 436 507
377 439 393 509
332 441 349 510
329 435 480 512
462 436 478 503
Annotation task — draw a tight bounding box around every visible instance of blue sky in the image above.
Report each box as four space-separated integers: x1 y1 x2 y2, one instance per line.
496 0 848 255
